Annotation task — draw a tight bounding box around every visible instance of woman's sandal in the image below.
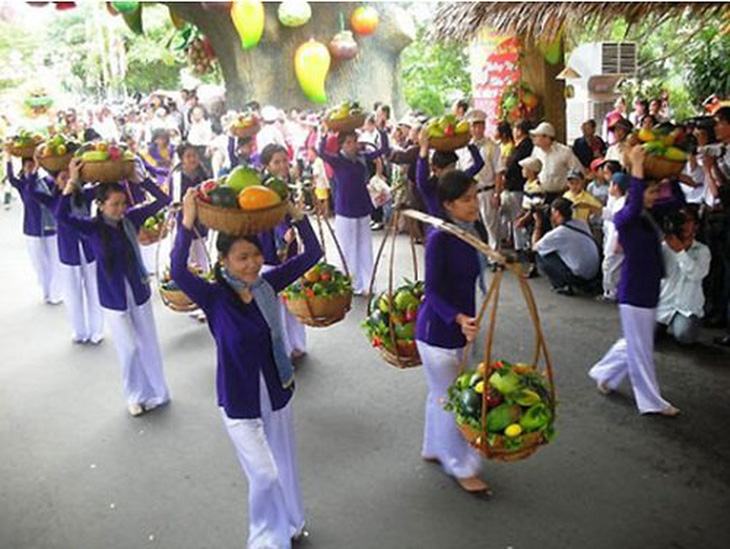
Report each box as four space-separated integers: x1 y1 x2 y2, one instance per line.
456 476 492 496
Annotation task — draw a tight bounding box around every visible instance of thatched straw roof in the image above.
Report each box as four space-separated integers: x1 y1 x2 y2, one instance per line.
433 2 728 43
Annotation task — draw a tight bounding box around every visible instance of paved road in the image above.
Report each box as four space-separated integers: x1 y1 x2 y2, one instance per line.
1 204 729 549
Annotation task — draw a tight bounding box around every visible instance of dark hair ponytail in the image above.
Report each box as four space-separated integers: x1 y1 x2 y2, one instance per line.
95 183 129 276
260 143 288 168
437 169 475 207
214 232 264 286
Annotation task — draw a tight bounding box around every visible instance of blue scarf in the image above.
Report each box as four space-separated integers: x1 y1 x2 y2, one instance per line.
32 175 56 234
221 267 295 389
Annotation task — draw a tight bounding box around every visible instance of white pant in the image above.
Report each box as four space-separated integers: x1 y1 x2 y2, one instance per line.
189 236 210 273
104 284 169 407
601 252 623 300
477 188 500 250
60 256 104 343
334 215 373 294
140 244 157 276
222 377 305 549
500 190 523 249
417 341 482 479
26 235 62 303
262 265 306 356
589 304 672 413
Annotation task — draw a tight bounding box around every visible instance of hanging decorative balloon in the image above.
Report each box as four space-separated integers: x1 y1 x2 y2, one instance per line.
202 2 231 11
121 3 143 35
106 2 119 16
112 1 139 14
295 39 330 104
55 1 76 9
26 3 50 7
169 7 186 30
350 6 379 36
231 0 265 49
329 30 358 60
278 0 311 28
539 32 563 65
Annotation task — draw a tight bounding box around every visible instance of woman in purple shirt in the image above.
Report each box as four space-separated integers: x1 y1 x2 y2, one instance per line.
57 160 171 417
589 146 679 417
318 127 389 294
30 168 103 344
7 156 63 304
416 169 490 494
172 189 322 547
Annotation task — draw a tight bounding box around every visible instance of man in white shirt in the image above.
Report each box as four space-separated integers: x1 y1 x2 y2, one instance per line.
458 109 504 250
257 105 288 151
532 197 601 295
657 208 711 345
530 121 583 199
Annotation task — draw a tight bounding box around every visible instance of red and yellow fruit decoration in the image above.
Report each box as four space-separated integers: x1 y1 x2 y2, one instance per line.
498 81 539 123
295 39 331 104
231 0 265 50
350 6 379 36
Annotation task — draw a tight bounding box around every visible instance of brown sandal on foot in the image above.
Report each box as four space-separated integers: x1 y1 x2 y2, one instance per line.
456 476 492 495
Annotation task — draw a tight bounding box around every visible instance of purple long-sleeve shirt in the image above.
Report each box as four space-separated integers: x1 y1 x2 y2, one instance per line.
31 184 95 266
615 176 664 308
7 163 56 237
170 217 322 419
318 129 390 218
416 229 481 349
56 179 171 310
415 144 484 217
259 216 296 266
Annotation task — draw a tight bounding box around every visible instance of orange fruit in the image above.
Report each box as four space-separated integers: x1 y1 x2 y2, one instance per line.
238 185 281 211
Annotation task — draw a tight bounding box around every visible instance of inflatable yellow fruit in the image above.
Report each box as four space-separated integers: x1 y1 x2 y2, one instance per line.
238 186 281 210
295 39 330 104
231 0 265 49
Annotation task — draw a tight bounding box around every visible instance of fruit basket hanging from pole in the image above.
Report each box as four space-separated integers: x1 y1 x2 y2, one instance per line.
404 209 556 462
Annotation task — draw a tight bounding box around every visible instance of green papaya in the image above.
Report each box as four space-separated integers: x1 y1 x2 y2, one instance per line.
489 369 522 395
486 403 522 433
519 403 552 432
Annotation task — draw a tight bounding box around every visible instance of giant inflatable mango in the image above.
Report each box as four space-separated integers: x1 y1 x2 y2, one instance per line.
231 0 265 49
295 39 330 104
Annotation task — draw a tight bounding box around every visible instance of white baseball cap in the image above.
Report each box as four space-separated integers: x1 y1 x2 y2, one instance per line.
466 109 487 122
519 156 543 173
530 121 556 138
261 105 278 123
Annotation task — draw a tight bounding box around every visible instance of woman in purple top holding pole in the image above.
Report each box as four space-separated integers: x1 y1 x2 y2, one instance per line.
415 169 490 494
6 156 63 304
318 125 389 295
589 146 679 417
30 167 103 344
171 189 322 548
57 159 171 417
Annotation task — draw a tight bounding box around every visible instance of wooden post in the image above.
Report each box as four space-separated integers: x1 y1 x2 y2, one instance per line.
521 39 567 143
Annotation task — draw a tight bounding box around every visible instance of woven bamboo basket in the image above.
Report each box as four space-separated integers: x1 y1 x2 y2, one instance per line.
38 153 73 173
429 133 470 152
139 224 168 246
644 154 685 180
8 144 39 159
196 198 287 235
80 160 135 183
159 286 197 312
325 113 366 133
403 209 556 462
285 292 352 327
230 121 260 139
365 207 423 369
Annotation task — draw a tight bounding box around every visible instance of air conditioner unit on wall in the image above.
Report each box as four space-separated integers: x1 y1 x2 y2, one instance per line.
600 42 637 75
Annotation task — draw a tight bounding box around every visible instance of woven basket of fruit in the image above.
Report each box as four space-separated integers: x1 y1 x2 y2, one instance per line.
644 155 685 180
139 211 169 246
7 130 43 158
400 208 556 461
362 210 423 369
195 166 289 235
159 280 197 312
77 141 136 183
633 123 690 181
324 102 366 133
426 115 471 151
37 135 80 173
229 114 261 139
284 263 352 327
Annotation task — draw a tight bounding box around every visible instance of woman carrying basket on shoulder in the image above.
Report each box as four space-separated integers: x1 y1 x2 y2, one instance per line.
417 168 491 494
171 188 322 548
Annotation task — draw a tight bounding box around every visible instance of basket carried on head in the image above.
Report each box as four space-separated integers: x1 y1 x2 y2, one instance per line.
230 121 260 139
429 133 470 152
403 209 556 462
38 153 73 174
363 208 423 369
643 154 685 180
284 212 353 327
8 143 40 159
80 160 135 184
325 113 366 134
196 198 288 236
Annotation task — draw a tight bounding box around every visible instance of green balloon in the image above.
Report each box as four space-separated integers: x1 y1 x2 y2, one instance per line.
113 2 139 15
121 5 143 35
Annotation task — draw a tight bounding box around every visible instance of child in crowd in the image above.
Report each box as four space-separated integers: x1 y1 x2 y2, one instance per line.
598 172 630 303
587 158 611 206
563 169 603 224
514 156 544 273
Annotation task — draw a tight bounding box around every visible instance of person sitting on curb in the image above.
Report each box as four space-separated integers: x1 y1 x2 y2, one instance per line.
656 208 711 345
532 197 601 295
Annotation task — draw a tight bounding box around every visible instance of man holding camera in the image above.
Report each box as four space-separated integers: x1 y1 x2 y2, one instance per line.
656 209 711 345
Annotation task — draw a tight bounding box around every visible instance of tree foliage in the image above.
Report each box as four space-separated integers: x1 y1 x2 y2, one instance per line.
401 25 471 116
686 28 730 107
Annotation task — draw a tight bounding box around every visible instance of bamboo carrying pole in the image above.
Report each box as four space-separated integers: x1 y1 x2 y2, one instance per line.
402 209 555 461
